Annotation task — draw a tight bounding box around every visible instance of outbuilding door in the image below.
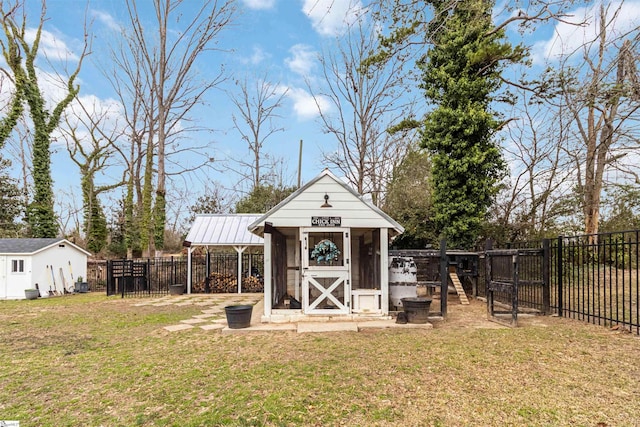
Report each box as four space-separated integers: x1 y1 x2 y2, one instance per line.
301 228 350 315
0 256 5 298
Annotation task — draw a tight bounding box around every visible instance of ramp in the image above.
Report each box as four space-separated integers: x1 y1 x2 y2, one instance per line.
449 271 469 305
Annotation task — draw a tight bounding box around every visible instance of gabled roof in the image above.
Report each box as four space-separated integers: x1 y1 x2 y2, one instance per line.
0 238 91 256
185 214 264 247
249 169 404 235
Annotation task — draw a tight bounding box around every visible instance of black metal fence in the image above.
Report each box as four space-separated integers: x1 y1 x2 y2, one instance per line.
550 231 640 334
483 230 640 334
106 253 264 297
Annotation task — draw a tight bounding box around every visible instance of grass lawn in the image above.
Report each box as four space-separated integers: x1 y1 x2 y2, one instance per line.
1 294 639 426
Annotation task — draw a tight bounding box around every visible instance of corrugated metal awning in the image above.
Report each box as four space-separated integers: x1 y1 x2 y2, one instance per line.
185 214 263 247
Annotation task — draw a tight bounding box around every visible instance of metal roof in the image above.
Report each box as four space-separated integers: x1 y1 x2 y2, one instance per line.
185 214 264 247
0 238 91 255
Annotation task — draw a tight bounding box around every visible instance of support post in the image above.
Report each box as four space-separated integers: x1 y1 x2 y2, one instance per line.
557 236 563 316
486 243 493 318
234 246 247 294
511 252 519 326
263 232 272 319
542 239 550 315
440 239 448 318
187 247 193 294
380 228 389 315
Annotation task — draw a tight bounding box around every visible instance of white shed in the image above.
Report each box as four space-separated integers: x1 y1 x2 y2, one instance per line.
249 169 404 322
0 238 91 299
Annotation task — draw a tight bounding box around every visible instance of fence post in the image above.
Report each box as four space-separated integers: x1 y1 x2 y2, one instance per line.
106 260 113 296
557 236 563 316
147 258 151 296
512 251 519 326
483 239 493 299
171 256 175 286
440 239 448 318
121 260 126 299
542 239 551 315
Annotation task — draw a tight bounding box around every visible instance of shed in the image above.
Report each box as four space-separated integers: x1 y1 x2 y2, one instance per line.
0 238 91 299
249 169 404 322
184 214 264 293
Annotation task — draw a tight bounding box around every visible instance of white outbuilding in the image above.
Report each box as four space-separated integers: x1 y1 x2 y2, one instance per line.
248 169 404 322
0 238 91 299
183 214 264 294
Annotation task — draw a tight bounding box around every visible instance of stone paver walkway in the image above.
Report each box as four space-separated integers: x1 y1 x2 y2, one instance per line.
130 293 262 332
128 293 436 334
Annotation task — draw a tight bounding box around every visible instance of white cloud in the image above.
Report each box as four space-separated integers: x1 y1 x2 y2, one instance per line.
242 0 276 10
25 28 78 62
52 94 125 149
238 46 270 65
250 46 269 64
531 1 640 64
91 10 121 32
286 86 330 120
301 0 365 37
285 44 317 75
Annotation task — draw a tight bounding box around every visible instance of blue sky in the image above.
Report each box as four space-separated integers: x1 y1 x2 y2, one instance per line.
4 0 640 232
24 0 368 197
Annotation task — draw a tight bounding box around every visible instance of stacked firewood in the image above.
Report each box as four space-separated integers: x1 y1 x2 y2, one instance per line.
193 272 237 293
241 275 264 292
192 273 264 293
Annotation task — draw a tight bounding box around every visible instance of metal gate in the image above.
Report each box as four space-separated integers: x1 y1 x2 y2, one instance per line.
485 245 549 326
107 259 150 297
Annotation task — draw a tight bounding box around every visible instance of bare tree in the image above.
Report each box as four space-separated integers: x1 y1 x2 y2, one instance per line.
312 12 417 207
104 0 237 257
60 98 127 253
495 91 574 239
544 4 640 237
228 74 288 191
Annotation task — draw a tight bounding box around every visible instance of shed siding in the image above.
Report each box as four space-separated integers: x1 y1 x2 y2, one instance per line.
264 176 390 228
0 242 88 299
0 255 30 299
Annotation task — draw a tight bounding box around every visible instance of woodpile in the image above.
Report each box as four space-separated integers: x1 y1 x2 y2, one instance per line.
241 275 264 292
192 273 263 293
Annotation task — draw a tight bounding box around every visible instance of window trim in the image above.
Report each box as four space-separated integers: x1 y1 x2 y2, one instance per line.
11 259 25 273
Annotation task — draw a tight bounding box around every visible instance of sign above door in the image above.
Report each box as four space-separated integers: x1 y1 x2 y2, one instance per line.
311 216 341 227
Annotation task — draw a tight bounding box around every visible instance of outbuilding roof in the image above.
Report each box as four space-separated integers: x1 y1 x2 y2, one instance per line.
185 214 264 247
0 238 91 256
248 169 404 236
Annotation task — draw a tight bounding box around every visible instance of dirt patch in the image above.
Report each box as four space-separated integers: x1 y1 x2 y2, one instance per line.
433 297 559 330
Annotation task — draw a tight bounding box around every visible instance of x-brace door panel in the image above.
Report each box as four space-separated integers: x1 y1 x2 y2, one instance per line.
302 228 350 315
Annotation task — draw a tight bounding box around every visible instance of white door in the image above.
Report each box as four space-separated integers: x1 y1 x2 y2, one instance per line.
0 256 6 298
301 228 351 315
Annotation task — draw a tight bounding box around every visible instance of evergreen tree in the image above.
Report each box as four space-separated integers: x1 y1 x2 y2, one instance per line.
419 0 525 249
384 148 437 249
235 185 296 214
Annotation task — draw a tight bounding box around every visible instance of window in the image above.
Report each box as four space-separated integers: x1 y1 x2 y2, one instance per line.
11 259 24 273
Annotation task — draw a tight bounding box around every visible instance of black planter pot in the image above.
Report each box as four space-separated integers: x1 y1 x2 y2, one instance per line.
170 284 185 295
401 297 432 324
225 305 253 329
